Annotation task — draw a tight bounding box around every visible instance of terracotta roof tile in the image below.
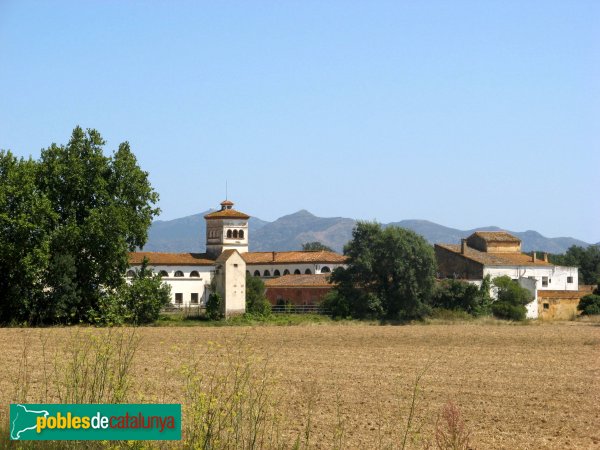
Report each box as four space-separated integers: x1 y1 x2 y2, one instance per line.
204 209 250 220
436 244 552 266
265 274 332 288
538 289 591 300
471 231 521 243
243 251 347 264
129 252 215 266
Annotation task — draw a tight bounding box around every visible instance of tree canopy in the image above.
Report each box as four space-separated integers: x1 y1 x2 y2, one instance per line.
490 276 533 321
325 222 437 320
0 126 160 324
550 245 600 285
302 241 333 252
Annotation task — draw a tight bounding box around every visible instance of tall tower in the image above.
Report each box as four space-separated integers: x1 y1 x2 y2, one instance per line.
205 200 250 258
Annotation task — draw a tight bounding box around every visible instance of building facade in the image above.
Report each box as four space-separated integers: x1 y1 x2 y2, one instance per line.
128 200 346 315
435 231 579 319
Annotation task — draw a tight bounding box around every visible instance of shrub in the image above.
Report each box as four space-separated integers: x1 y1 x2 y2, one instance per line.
578 294 600 315
491 276 532 321
245 274 271 316
431 277 492 317
206 292 223 320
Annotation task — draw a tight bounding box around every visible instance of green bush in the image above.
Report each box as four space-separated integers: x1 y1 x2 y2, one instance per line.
206 292 223 320
430 277 492 317
245 274 271 316
577 294 600 315
491 302 527 321
490 276 532 321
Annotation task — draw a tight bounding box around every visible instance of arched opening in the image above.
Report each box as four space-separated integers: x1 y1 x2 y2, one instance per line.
174 270 184 277
246 270 250 276
320 266 331 273
283 269 290 275
233 229 238 239
159 270 168 277
304 269 312 274
294 269 301 275
239 230 244 239
126 270 135 278
263 270 271 277
254 270 261 277
227 229 233 238
190 271 200 277
274 269 281 277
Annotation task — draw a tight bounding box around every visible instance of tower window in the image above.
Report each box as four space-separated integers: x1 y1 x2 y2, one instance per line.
233 229 238 239
239 230 244 239
567 276 573 283
227 230 233 238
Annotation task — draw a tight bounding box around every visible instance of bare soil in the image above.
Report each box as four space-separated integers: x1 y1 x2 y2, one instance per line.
1 321 599 449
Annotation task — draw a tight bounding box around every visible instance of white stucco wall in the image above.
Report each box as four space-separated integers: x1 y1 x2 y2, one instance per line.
215 251 246 316
483 265 578 291
128 265 214 307
247 262 344 278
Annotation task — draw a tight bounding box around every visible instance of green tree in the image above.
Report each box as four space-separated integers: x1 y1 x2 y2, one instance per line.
577 283 600 315
431 276 492 317
302 241 333 252
328 222 436 320
245 274 271 315
0 151 54 324
491 276 533 321
37 126 160 322
551 245 600 285
206 292 223 320
120 259 171 324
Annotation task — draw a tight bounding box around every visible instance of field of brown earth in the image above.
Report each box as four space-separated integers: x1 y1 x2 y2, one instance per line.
1 321 599 449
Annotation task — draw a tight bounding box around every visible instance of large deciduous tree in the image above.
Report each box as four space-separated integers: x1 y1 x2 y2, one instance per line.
326 222 436 320
0 126 160 324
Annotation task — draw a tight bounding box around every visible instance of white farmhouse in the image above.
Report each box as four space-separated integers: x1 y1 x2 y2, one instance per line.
127 200 347 316
435 231 579 319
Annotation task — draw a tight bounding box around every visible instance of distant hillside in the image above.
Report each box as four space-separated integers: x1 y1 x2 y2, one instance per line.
142 210 268 252
142 210 591 254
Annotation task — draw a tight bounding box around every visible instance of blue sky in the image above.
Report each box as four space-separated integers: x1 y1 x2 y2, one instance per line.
1 1 598 242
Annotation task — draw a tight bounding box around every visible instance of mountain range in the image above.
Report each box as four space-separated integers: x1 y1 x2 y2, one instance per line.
142 209 592 254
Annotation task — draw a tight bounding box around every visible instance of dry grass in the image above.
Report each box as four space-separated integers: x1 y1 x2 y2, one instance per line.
1 321 599 449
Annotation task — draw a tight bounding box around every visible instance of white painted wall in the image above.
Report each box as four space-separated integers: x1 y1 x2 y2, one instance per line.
128 265 214 307
483 265 578 291
215 251 246 316
247 262 344 278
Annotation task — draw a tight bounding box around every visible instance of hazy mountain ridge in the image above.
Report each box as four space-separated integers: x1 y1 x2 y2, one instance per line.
142 210 591 254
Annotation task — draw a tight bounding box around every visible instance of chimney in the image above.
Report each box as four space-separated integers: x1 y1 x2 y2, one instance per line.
461 239 467 254
272 251 276 262
532 251 536 263
543 252 549 262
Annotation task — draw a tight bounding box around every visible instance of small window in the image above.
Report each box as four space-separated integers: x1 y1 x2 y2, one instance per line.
233 229 238 239
543 303 549 310
227 230 233 238
174 270 184 277
283 269 290 275
254 270 261 277
190 271 200 277
274 269 281 277
159 270 169 277
305 269 312 274
239 230 244 239
542 276 548 287
567 276 573 283
294 269 301 275
175 293 183 304
264 270 271 277
191 293 199 304
126 270 135 278
234 264 238 268
321 266 331 273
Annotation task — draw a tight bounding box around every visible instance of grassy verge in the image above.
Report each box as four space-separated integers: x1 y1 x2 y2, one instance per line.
153 312 354 327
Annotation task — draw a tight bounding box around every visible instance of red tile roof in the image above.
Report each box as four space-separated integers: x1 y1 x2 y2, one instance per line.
204 209 250 220
436 244 552 266
265 274 332 288
243 251 347 264
129 252 215 266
